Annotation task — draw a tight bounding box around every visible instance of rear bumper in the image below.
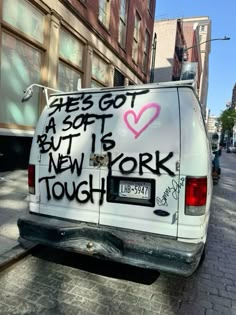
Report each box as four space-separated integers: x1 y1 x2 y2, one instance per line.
17 213 204 277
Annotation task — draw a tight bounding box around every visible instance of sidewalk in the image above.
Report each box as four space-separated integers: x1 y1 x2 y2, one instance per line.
0 169 34 268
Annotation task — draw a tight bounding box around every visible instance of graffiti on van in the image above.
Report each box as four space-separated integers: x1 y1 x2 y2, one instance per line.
36 90 175 204
156 177 185 206
123 103 161 139
39 174 106 205
48 90 150 115
107 151 174 176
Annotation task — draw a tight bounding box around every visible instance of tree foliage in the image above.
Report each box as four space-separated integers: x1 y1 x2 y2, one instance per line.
218 108 236 135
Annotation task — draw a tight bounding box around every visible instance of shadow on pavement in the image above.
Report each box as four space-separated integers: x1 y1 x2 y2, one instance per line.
32 245 160 285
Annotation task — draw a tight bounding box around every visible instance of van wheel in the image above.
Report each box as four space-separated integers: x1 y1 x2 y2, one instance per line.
199 246 206 266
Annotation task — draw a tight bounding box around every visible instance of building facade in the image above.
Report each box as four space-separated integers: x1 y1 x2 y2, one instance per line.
182 17 211 118
152 16 211 118
181 21 202 91
207 115 219 134
151 19 185 83
0 0 156 169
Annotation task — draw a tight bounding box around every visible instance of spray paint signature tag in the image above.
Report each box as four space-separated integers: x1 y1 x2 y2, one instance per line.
123 103 161 139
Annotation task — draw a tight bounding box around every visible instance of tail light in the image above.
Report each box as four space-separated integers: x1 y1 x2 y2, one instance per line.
185 177 207 215
28 164 35 194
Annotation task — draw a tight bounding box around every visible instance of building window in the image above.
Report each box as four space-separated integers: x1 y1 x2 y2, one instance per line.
3 0 44 43
142 30 150 72
98 0 110 28
91 80 103 88
58 63 82 92
92 53 109 86
114 69 125 86
58 29 84 92
118 0 127 48
200 25 205 32
132 12 141 63
0 32 41 126
0 0 45 129
59 29 83 68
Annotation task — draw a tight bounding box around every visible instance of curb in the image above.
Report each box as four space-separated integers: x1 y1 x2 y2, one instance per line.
0 240 37 272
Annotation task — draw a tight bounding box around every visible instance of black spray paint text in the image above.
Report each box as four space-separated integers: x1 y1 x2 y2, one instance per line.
108 151 175 177
37 132 115 156
47 150 175 178
39 174 106 205
156 177 185 207
48 90 150 116
36 89 175 205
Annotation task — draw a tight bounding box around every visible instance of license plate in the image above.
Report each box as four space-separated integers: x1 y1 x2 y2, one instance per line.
119 181 151 200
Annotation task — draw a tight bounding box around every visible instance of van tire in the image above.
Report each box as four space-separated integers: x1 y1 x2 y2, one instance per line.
199 246 206 266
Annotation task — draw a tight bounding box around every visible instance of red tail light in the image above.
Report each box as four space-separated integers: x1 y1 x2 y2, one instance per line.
28 164 35 194
185 177 207 207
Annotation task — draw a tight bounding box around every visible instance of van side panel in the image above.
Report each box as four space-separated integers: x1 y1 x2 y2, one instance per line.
177 87 212 240
28 107 50 213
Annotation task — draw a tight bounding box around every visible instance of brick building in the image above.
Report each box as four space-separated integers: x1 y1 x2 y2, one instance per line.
182 17 211 119
152 16 211 119
151 19 186 83
181 21 202 91
0 0 156 169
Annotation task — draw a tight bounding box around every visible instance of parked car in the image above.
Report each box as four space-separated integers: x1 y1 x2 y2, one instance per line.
18 80 213 277
229 146 236 153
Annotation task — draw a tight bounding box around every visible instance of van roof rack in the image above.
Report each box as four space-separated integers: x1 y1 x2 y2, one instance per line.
50 79 196 96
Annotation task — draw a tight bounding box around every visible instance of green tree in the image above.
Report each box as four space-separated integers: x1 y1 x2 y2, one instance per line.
218 108 236 137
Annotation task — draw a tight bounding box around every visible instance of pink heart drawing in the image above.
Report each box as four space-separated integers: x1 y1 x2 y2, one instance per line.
123 103 161 139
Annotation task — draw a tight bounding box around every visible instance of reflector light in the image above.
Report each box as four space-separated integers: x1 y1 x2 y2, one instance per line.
185 177 207 207
28 164 35 194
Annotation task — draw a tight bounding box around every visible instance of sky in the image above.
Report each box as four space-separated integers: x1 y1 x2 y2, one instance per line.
155 0 236 117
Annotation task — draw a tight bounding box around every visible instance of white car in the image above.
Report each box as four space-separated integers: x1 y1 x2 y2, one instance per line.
229 146 236 153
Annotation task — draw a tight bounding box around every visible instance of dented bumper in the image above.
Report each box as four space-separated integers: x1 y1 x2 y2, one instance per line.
18 213 204 277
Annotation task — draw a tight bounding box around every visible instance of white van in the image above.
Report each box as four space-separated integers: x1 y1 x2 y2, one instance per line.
18 80 213 276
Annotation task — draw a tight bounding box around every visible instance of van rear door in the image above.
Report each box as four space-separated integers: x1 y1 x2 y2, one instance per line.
99 87 181 237
36 86 180 237
37 94 103 224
